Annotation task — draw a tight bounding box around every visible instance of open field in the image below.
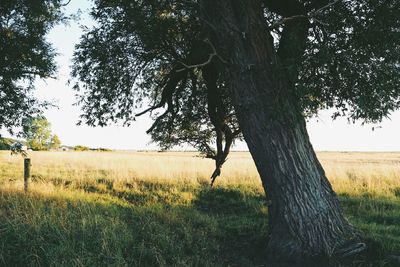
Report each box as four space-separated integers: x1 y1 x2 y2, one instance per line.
0 151 400 266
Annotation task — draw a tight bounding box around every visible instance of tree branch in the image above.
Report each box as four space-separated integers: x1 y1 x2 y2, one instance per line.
177 39 226 72
135 68 187 117
210 124 235 187
60 0 71 7
269 0 341 29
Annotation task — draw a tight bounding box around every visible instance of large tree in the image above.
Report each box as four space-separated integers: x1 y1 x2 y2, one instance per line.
71 0 400 265
0 0 68 133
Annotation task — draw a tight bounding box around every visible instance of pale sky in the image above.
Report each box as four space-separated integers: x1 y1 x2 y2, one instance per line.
3 1 400 151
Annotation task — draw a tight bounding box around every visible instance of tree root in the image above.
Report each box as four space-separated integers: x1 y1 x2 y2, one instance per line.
386 255 400 264
334 242 367 258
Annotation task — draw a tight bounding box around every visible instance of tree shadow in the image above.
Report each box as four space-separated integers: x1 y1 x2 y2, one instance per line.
1 181 399 267
0 185 268 267
338 193 400 267
193 186 269 266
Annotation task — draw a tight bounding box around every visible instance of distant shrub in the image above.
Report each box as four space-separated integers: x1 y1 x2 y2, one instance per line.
74 145 90 151
73 146 112 152
95 148 112 152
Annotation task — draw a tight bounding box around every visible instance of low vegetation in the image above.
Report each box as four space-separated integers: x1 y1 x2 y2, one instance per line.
0 151 399 266
73 146 112 152
0 137 18 150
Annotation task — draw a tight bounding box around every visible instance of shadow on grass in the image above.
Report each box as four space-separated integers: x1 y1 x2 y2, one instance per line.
1 182 399 267
193 187 269 266
0 185 268 267
338 193 400 266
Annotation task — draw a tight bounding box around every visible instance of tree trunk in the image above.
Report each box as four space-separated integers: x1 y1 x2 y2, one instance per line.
201 0 360 265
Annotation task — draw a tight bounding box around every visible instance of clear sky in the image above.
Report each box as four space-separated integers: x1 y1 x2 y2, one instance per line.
4 1 400 151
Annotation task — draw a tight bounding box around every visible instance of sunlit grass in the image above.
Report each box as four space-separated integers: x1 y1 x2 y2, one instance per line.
0 151 399 266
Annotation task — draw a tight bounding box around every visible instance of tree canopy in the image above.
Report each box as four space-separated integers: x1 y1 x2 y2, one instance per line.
0 0 68 133
72 0 241 182
71 0 399 183
22 116 61 151
50 134 61 149
296 0 400 121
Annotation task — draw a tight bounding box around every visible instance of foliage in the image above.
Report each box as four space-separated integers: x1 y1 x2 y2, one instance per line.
49 134 61 150
72 146 112 152
10 141 28 158
72 0 400 182
0 151 399 266
297 0 400 122
0 0 69 133
0 137 28 157
72 0 241 182
22 116 60 151
74 145 90 151
0 137 16 150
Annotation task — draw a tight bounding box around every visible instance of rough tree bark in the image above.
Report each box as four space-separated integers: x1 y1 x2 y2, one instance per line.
200 0 362 265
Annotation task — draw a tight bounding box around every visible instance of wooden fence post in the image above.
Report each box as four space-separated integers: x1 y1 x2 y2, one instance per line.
24 158 31 192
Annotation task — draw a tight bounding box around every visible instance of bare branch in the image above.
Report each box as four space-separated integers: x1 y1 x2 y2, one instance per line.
269 14 308 29
177 39 226 72
312 0 341 15
135 105 162 117
59 0 72 7
269 0 341 29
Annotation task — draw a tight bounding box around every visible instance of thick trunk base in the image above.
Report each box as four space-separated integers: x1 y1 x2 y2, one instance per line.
265 233 366 266
265 242 367 267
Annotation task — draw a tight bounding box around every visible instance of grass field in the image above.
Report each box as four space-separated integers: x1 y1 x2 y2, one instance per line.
0 151 399 266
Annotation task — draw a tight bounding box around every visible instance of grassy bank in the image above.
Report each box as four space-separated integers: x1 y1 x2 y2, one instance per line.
0 151 399 266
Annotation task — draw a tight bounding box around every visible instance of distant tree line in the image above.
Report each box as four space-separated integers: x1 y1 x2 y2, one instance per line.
0 116 60 151
73 145 112 152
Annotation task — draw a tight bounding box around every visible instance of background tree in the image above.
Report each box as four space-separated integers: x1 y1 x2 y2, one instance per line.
71 0 400 264
22 116 60 151
49 134 61 150
0 0 68 133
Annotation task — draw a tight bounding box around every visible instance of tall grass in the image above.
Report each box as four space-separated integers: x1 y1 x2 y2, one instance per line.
0 151 399 266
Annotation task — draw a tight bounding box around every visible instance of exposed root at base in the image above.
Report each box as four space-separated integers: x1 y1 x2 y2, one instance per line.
334 242 367 258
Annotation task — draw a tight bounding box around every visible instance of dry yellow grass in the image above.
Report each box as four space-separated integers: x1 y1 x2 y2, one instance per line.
1 150 400 198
